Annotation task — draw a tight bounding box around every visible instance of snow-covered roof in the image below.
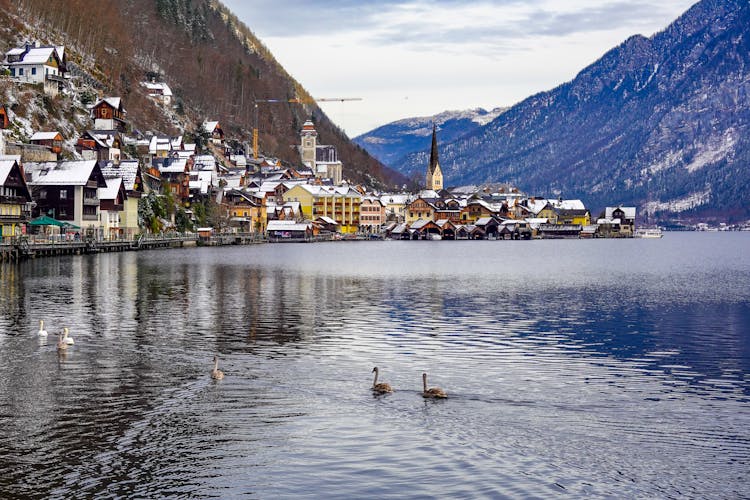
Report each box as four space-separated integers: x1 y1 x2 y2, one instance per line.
6 46 56 65
25 160 99 186
95 97 122 110
99 177 123 201
99 160 139 191
605 206 636 219
143 81 173 97
202 121 219 132
316 216 337 225
192 155 216 171
380 194 410 205
0 160 18 184
267 220 311 232
159 158 187 173
30 131 61 141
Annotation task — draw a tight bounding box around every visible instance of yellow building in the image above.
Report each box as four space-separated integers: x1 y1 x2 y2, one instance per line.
283 184 360 234
0 159 32 241
405 197 436 224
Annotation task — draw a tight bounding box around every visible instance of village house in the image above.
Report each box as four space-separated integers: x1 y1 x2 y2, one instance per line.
359 196 386 233
154 157 190 202
282 183 361 234
405 197 436 224
3 42 66 96
142 81 173 106
30 131 63 156
91 97 127 132
0 159 32 241
76 130 123 162
222 188 267 233
98 177 126 239
202 120 224 145
24 160 107 236
99 159 143 239
379 193 410 222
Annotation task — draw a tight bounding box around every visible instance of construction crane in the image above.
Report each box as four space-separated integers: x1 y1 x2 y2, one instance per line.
252 97 362 158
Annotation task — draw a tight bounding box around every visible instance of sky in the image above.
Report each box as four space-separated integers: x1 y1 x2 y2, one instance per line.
222 0 697 137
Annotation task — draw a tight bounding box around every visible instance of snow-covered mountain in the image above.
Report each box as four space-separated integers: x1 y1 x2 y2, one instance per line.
353 108 506 176
358 0 750 222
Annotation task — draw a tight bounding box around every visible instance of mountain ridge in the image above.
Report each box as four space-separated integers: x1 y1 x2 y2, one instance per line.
0 0 405 188
361 0 749 221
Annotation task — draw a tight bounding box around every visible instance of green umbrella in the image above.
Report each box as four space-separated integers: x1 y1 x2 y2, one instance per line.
29 215 66 227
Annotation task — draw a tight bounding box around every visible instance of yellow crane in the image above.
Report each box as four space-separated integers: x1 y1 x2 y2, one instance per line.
252 97 362 158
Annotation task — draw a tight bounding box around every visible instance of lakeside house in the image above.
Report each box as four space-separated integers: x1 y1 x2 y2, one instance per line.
24 160 107 237
0 159 32 241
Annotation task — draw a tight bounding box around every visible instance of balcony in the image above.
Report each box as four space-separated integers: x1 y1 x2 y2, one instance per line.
83 197 100 206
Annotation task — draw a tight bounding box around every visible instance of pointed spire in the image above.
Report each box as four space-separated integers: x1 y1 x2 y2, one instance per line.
429 124 439 174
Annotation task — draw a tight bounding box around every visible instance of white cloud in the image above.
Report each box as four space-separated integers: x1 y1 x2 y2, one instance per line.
222 0 697 136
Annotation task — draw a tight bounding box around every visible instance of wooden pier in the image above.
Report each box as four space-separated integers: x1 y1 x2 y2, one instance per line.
0 234 200 262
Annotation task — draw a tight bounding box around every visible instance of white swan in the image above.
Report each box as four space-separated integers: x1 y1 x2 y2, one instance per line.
62 327 74 345
422 373 447 399
37 319 48 337
211 355 224 380
372 367 394 394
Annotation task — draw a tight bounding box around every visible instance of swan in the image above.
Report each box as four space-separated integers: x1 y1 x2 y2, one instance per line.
62 327 74 345
56 332 68 351
37 319 48 337
422 373 447 399
211 355 224 380
372 367 393 394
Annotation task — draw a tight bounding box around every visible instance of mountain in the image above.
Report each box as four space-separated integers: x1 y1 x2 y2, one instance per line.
353 108 505 177
0 0 404 188
388 0 749 222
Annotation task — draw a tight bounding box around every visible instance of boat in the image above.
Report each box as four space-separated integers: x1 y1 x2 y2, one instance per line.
634 227 664 238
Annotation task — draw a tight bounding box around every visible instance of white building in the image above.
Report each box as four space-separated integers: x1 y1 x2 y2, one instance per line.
3 42 66 96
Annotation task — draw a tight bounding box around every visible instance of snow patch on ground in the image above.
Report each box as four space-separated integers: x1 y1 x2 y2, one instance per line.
685 129 736 172
643 188 711 213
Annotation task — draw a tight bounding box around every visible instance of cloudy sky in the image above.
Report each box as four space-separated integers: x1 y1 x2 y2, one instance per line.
222 0 697 137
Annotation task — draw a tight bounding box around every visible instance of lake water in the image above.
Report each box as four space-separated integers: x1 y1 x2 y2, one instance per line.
0 232 748 498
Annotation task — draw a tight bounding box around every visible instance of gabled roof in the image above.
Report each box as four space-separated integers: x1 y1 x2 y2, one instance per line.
99 177 124 201
30 131 61 141
0 160 25 189
158 158 187 174
99 159 140 191
94 97 122 110
606 206 636 219
6 46 58 65
25 160 105 187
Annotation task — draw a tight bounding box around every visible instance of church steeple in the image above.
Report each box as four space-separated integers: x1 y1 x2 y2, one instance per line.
429 124 439 173
426 124 443 191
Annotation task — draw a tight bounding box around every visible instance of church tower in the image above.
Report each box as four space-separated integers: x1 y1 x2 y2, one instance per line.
425 124 443 191
300 119 317 171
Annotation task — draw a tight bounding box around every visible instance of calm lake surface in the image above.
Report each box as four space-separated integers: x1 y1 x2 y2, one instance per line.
0 232 748 498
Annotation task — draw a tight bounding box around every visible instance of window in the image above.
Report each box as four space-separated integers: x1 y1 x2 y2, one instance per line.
18 68 24 76
31 67 36 75
60 190 67 199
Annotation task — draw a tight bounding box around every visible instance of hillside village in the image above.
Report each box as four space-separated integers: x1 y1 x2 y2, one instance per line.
0 40 650 246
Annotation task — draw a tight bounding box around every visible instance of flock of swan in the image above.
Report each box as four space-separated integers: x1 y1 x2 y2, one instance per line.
38 321 444 398
209 361 446 398
38 320 74 351
372 366 447 398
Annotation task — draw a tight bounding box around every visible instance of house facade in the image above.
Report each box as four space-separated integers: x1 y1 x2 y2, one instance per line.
24 160 107 235
3 42 66 96
0 159 32 241
282 184 361 234
92 98 127 132
359 196 385 233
